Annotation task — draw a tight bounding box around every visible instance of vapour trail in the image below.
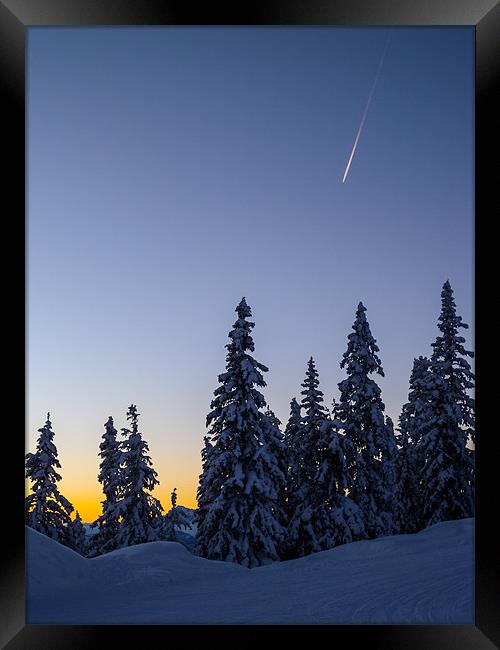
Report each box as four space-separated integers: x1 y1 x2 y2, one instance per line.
342 39 390 183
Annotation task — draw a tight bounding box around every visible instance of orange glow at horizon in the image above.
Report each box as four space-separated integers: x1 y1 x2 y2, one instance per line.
25 433 202 522
70 487 199 522
26 478 199 523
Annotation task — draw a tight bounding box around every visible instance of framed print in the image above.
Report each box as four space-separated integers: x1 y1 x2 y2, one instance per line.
1 0 498 647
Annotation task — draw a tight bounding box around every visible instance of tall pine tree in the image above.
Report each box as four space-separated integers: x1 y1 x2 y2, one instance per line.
90 416 124 555
25 413 74 546
112 405 164 548
421 281 475 525
334 302 397 539
195 298 285 567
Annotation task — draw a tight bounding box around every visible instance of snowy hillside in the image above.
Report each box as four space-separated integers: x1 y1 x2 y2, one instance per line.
26 518 473 625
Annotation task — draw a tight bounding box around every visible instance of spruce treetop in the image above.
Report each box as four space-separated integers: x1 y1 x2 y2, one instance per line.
341 302 384 378
283 397 302 467
209 298 268 425
300 357 326 419
431 280 474 439
288 397 301 420
224 296 262 359
121 405 158 488
284 398 301 440
409 356 433 396
398 356 433 440
30 413 63 485
236 296 252 319
97 415 122 498
432 280 474 372
123 404 140 435
100 416 119 456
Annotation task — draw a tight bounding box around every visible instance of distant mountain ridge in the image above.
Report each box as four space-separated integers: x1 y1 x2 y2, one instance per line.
82 506 197 551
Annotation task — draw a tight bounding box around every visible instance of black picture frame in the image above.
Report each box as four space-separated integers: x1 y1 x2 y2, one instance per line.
2 1 497 647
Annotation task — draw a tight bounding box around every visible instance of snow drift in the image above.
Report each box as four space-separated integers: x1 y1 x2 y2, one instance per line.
26 518 473 624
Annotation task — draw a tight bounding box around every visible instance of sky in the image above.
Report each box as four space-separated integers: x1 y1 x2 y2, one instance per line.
27 27 474 521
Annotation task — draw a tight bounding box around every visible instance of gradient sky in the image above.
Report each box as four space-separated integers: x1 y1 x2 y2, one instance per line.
27 27 474 521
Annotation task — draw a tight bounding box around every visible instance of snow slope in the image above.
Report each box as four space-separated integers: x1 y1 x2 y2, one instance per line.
26 518 473 624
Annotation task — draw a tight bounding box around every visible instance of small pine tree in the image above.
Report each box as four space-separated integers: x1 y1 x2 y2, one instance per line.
195 435 215 558
393 429 421 534
313 402 366 550
283 397 301 479
375 415 398 535
334 302 397 539
262 407 288 541
161 488 192 541
421 281 475 526
282 398 301 526
112 405 164 548
195 298 285 567
90 416 124 555
286 357 328 558
70 511 87 556
25 413 74 546
283 397 301 448
395 356 434 533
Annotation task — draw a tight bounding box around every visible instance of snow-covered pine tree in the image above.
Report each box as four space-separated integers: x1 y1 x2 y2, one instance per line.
90 416 124 555
312 399 366 551
112 405 164 548
334 302 397 539
25 413 74 546
194 435 215 558
393 428 421 535
421 281 475 526
286 357 330 558
375 415 398 535
395 356 434 533
281 397 302 555
262 407 288 543
283 397 301 451
195 297 285 567
161 488 192 541
70 511 87 556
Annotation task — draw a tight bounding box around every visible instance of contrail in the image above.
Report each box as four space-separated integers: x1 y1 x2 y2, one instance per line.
342 39 390 183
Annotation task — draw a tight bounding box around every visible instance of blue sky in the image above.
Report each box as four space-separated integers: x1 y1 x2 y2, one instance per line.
27 27 474 517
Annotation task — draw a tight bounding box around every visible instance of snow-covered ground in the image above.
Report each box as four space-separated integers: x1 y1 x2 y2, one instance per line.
26 518 473 624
